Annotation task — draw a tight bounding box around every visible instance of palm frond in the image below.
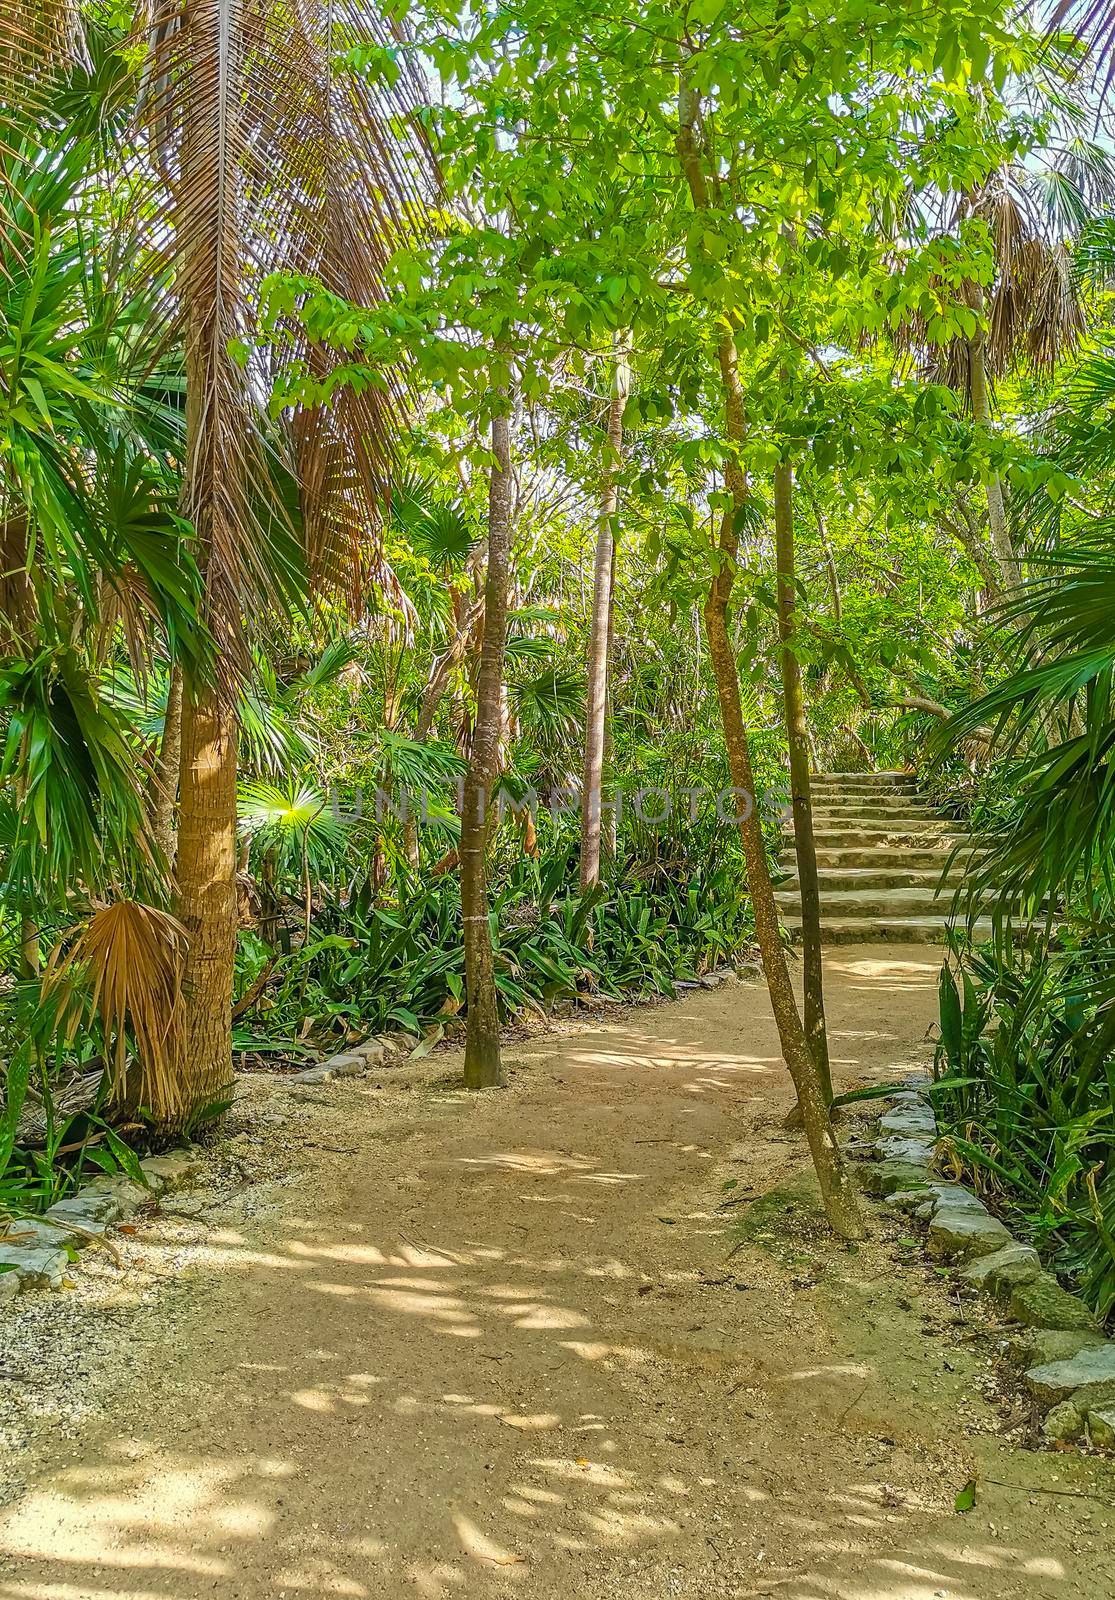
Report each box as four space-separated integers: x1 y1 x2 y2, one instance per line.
132 0 435 645
43 900 188 1112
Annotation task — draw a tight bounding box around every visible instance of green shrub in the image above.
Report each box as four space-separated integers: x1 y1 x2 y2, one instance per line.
932 939 1115 1323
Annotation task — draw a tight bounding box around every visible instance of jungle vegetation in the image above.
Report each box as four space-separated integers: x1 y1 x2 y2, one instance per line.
3 0 1115 1286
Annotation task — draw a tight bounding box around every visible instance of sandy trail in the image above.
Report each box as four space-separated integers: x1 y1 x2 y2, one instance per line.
2 946 1114 1600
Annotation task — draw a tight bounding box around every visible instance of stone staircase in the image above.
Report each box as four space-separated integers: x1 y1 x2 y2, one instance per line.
776 770 989 945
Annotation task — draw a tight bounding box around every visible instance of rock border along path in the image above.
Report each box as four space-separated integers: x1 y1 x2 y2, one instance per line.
861 1085 1115 1447
0 1029 424 1296
778 769 992 944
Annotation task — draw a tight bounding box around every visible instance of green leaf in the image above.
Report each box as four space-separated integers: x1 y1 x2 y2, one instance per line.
954 1479 977 1514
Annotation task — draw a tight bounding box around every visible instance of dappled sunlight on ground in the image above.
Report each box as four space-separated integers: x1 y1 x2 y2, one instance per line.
2 949 1112 1598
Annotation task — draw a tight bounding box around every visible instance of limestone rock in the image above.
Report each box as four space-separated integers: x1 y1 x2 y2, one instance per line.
0 1244 68 1290
2 1217 68 1251
324 1052 365 1076
1086 1408 1115 1449
959 1243 1041 1298
858 1159 932 1198
290 1062 335 1084
140 1151 203 1192
1007 1329 1109 1369
879 1102 937 1139
927 1205 1011 1262
1009 1274 1100 1334
1043 1401 1084 1443
877 1133 936 1165
1025 1345 1115 1409
884 1189 936 1212
46 1175 147 1239
0 1268 19 1301
926 1182 988 1214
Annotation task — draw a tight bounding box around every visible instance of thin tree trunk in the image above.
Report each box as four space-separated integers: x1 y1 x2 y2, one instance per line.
173 681 239 1121
580 330 630 889
968 329 1021 592
677 74 861 1238
774 460 832 1106
602 544 619 861
19 916 39 979
462 384 514 1090
152 662 183 869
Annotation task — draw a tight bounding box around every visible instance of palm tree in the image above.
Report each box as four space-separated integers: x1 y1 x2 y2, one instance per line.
128 0 429 1124
912 106 1114 595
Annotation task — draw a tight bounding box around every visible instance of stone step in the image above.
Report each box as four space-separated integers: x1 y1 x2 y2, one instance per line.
806 826 971 850
782 914 994 946
807 791 935 810
813 844 976 869
776 885 970 918
779 865 966 891
810 773 917 792
809 806 943 827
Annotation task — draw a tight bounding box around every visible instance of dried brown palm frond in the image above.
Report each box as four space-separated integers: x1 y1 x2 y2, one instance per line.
128 0 434 654
43 900 189 1115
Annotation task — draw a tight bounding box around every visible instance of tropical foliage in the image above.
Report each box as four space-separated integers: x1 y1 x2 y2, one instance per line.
3 0 1115 1256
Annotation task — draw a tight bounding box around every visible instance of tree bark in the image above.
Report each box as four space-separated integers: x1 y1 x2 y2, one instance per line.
677 73 861 1238
968 325 1021 593
172 680 239 1122
580 330 630 889
152 662 183 870
462 382 514 1090
166 0 248 1129
19 916 40 979
774 460 832 1106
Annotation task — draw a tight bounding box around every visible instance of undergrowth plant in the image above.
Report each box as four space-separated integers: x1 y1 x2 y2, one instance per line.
932 940 1115 1323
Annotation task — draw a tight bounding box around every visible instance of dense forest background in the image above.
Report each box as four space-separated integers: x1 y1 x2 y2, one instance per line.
5 0 1115 1308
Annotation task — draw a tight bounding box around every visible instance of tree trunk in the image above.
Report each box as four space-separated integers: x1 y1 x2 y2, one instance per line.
774 460 832 1107
968 328 1021 593
167 0 248 1129
677 73 861 1239
19 916 40 979
172 680 239 1123
462 385 514 1090
580 330 630 890
152 662 183 870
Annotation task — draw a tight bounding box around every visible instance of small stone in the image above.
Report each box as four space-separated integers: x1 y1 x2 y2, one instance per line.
927 1206 1012 1263
325 1053 364 1076
1026 1346 1115 1409
1043 1401 1084 1443
0 1268 20 1301
959 1243 1042 1298
698 973 721 989
290 1063 335 1084
858 1159 932 1198
1086 1408 1115 1449
357 1039 389 1064
140 1151 203 1192
1009 1274 1101 1334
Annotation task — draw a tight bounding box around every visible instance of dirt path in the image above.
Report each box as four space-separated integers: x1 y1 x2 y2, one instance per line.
2 946 1114 1599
